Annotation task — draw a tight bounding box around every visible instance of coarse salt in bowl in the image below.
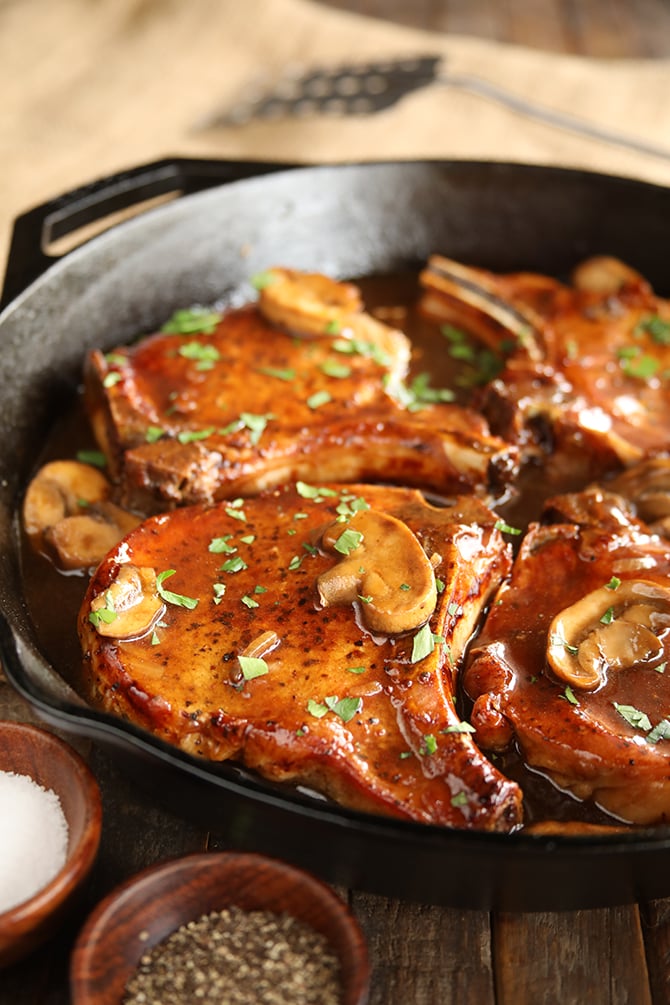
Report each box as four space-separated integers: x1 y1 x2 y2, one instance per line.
0 721 102 967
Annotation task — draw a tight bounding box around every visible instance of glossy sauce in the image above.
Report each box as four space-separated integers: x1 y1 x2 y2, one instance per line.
17 272 632 832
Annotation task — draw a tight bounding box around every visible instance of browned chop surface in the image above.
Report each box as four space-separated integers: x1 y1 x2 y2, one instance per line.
420 255 670 494
84 269 517 512
78 483 521 831
464 487 670 825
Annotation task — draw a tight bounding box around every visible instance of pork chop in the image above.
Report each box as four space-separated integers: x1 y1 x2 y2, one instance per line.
78 482 522 831
420 254 670 495
463 486 670 825
84 269 518 513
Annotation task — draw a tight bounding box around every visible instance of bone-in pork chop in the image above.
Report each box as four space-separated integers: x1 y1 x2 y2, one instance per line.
420 254 670 495
78 482 522 831
85 269 518 512
464 487 670 825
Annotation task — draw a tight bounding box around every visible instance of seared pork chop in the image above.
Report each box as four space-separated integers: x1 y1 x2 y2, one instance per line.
85 269 518 512
464 487 670 825
420 254 670 494
78 482 522 831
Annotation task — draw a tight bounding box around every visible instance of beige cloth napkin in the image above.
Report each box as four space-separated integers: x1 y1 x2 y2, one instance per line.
3 0 670 280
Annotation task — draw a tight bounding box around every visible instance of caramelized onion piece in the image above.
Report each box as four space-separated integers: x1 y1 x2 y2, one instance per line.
317 509 437 634
90 564 164 639
608 458 670 527
547 580 670 690
258 267 362 339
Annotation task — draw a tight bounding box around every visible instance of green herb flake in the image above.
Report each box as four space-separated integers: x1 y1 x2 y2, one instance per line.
161 307 222 335
306 390 332 410
600 606 615 625
331 337 391 367
399 751 413 760
442 721 476 735
256 366 297 382
238 411 274 445
606 576 622 591
447 602 462 618
347 666 366 674
324 695 363 723
209 535 236 554
621 353 660 380
451 791 468 808
358 594 373 605
550 634 579 656
212 583 226 604
250 271 278 291
177 427 215 444
334 528 364 556
410 622 443 664
421 734 438 756
563 685 579 706
105 352 127 366
435 578 445 594
295 481 338 500
220 556 248 574
155 570 199 610
647 719 670 744
150 630 160 646
614 702 652 732
238 655 269 680
241 594 260 609
88 601 118 629
240 535 256 544
102 371 122 388
400 583 411 591
656 662 667 674
324 319 341 335
225 504 247 522
307 699 329 719
178 342 220 368
320 359 351 378
494 519 522 536
288 555 304 571
636 314 670 345
76 449 107 469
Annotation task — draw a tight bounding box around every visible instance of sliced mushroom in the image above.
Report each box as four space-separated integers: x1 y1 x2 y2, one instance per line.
258 267 363 339
90 564 164 639
22 459 140 571
571 256 646 295
607 458 670 526
547 579 670 690
316 509 437 635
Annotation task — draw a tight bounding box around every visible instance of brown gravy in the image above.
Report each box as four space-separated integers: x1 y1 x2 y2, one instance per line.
17 272 628 833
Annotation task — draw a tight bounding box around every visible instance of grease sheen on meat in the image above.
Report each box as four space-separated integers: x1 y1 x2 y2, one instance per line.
78 483 521 831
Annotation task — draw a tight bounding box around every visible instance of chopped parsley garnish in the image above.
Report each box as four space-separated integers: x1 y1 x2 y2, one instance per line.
156 570 199 609
320 359 351 378
647 719 670 743
606 576 621 591
306 390 332 410
212 583 226 604
256 366 296 382
238 655 269 680
451 791 468 808
76 449 107 469
494 519 522 536
88 590 117 628
250 271 277 290
447 602 462 618
241 594 260 609
550 634 579 656
635 314 670 345
240 535 256 544
178 342 220 369
442 721 476 735
177 428 215 444
331 337 391 367
307 699 329 718
600 606 615 625
161 307 222 334
333 528 364 556
220 556 248 574
209 535 236 554
392 372 455 411
145 425 165 443
614 703 652 732
224 411 274 445
324 695 362 723
150 631 160 646
102 372 122 388
324 320 341 335
347 666 366 674
420 734 438 756
225 500 247 522
562 686 579 706
410 623 444 663
295 481 338 500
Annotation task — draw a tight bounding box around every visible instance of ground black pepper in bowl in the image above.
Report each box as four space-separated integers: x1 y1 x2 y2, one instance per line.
122 905 341 1004
70 852 369 1005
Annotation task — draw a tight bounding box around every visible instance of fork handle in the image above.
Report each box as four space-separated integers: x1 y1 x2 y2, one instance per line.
441 72 670 163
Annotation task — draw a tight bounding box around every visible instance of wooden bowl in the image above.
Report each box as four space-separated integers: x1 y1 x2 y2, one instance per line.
71 851 370 1004
0 721 102 967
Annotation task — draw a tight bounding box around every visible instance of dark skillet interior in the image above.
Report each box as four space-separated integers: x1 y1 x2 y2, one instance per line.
3 159 670 911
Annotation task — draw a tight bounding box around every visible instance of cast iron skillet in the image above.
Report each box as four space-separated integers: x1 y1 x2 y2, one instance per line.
2 157 670 912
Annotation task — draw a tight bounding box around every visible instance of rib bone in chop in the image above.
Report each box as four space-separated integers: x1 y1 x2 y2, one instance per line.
78 482 521 831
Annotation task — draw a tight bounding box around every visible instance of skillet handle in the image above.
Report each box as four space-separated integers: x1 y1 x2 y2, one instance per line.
0 157 290 310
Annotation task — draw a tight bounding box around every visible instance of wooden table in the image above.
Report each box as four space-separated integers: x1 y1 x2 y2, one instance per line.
3 2 670 1003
